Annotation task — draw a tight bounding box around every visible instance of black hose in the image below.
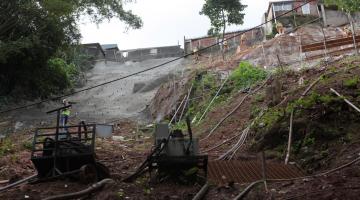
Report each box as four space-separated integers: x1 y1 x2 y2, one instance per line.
0 174 37 193
122 138 168 182
192 182 210 200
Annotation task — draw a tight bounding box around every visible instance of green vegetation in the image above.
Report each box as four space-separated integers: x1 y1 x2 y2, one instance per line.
0 0 142 99
256 108 285 128
325 0 360 13
344 77 359 89
0 138 14 157
173 62 267 130
251 81 360 171
287 93 342 110
191 62 266 123
22 140 33 151
229 61 267 90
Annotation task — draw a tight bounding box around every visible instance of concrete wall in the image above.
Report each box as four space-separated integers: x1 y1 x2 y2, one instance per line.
120 45 183 62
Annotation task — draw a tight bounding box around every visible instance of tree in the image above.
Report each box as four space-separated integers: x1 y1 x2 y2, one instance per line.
324 0 360 13
200 0 246 37
0 0 142 98
200 0 246 60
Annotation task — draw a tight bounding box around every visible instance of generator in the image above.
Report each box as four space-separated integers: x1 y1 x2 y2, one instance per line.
151 122 207 182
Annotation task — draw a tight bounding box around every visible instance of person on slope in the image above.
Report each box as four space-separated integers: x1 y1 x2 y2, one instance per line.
60 99 71 133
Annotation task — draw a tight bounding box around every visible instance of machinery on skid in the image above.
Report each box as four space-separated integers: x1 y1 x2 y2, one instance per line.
30 105 110 182
125 117 208 183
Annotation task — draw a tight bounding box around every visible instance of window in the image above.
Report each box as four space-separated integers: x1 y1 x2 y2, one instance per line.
302 3 310 15
273 3 292 12
150 48 158 55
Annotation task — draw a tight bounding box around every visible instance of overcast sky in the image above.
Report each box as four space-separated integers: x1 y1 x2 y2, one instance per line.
80 0 275 50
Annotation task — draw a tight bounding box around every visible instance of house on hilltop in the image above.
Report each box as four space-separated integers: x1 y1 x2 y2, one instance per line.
101 44 122 62
81 43 105 60
263 0 319 35
263 0 357 36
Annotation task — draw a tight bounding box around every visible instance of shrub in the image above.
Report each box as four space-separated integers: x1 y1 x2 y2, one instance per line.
343 77 359 89
229 61 267 90
33 57 79 97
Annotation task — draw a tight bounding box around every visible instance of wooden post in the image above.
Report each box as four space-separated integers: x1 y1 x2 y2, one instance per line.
261 151 268 192
320 27 329 60
320 4 327 27
299 35 303 67
285 109 294 164
183 36 186 55
261 43 268 67
276 54 284 74
136 124 139 141
348 13 359 56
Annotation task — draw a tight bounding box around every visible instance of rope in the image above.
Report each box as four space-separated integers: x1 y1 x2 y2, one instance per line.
201 77 270 141
197 76 230 124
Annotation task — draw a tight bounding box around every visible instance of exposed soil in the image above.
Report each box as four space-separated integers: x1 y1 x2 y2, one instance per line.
1 25 360 200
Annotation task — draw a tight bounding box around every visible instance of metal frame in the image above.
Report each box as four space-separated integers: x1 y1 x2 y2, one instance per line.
31 106 97 179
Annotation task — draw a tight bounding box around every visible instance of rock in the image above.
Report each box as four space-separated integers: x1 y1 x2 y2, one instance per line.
278 190 287 194
14 121 24 131
0 121 10 127
112 136 126 141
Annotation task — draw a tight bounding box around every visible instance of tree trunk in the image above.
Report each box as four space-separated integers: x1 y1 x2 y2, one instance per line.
222 9 226 61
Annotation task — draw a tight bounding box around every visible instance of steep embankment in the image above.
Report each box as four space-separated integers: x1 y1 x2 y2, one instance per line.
232 24 357 69
0 58 188 135
196 56 360 199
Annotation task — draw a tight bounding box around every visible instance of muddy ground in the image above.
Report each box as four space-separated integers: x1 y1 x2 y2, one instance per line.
2 24 360 199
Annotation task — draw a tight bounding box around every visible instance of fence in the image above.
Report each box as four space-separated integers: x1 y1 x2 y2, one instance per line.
196 14 360 69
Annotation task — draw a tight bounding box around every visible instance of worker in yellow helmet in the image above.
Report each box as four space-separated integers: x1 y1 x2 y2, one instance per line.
60 99 71 132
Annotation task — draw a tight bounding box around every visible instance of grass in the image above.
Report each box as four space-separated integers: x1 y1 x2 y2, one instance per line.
0 138 14 157
343 77 359 89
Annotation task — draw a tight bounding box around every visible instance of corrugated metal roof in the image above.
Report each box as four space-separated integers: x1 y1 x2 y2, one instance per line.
101 44 119 50
208 160 304 185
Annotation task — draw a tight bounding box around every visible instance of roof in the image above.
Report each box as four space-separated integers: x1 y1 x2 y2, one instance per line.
82 43 105 56
101 44 119 50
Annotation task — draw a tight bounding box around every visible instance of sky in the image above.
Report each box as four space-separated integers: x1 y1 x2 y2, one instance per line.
80 0 274 50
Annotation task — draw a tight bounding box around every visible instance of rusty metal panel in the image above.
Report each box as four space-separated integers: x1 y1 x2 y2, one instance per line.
302 35 360 52
208 161 304 185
